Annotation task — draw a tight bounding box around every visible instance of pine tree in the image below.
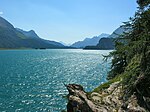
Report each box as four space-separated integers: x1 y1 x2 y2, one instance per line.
107 0 150 110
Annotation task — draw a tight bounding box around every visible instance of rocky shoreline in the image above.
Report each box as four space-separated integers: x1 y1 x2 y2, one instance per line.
66 82 147 112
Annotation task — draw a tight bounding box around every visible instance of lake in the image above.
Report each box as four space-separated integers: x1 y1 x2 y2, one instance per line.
0 49 111 112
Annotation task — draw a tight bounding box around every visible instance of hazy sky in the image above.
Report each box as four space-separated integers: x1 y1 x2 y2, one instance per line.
0 0 137 44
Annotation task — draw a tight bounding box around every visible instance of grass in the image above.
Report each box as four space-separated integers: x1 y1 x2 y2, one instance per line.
92 75 121 93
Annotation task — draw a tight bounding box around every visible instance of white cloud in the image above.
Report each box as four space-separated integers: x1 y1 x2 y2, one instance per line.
0 11 3 15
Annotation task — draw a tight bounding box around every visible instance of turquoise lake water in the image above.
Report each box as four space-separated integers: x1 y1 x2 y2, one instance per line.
0 49 111 112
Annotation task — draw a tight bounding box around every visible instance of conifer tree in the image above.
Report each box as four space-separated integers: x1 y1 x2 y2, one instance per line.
107 0 150 110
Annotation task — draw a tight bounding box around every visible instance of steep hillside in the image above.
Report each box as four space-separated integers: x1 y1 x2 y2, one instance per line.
0 17 27 48
16 28 64 47
0 16 65 49
16 28 40 39
108 26 126 38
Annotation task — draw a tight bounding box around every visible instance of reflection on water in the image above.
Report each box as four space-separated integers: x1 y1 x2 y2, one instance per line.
0 49 112 112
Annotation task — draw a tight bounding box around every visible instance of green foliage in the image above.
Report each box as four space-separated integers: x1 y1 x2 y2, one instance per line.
106 40 128 80
107 0 150 79
105 0 150 110
137 0 150 8
121 55 141 88
93 76 121 93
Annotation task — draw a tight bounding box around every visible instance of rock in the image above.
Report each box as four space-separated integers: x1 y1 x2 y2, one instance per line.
66 84 100 112
126 94 146 112
66 82 147 112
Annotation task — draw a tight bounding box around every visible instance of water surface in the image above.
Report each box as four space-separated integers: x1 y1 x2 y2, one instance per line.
0 49 111 112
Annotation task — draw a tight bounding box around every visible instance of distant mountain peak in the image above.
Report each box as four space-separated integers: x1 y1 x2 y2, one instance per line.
0 16 65 49
83 26 127 50
28 30 35 33
16 28 40 39
59 41 71 46
98 33 110 37
109 26 126 38
71 33 110 48
84 38 91 41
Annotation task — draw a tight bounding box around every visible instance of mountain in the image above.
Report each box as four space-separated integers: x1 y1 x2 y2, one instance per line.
59 41 71 46
84 26 126 50
108 26 126 38
70 33 110 48
0 16 25 48
0 16 64 49
16 28 40 39
96 38 114 49
16 28 64 47
84 38 115 50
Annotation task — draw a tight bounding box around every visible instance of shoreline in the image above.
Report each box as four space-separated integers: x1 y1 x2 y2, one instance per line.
0 48 77 50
